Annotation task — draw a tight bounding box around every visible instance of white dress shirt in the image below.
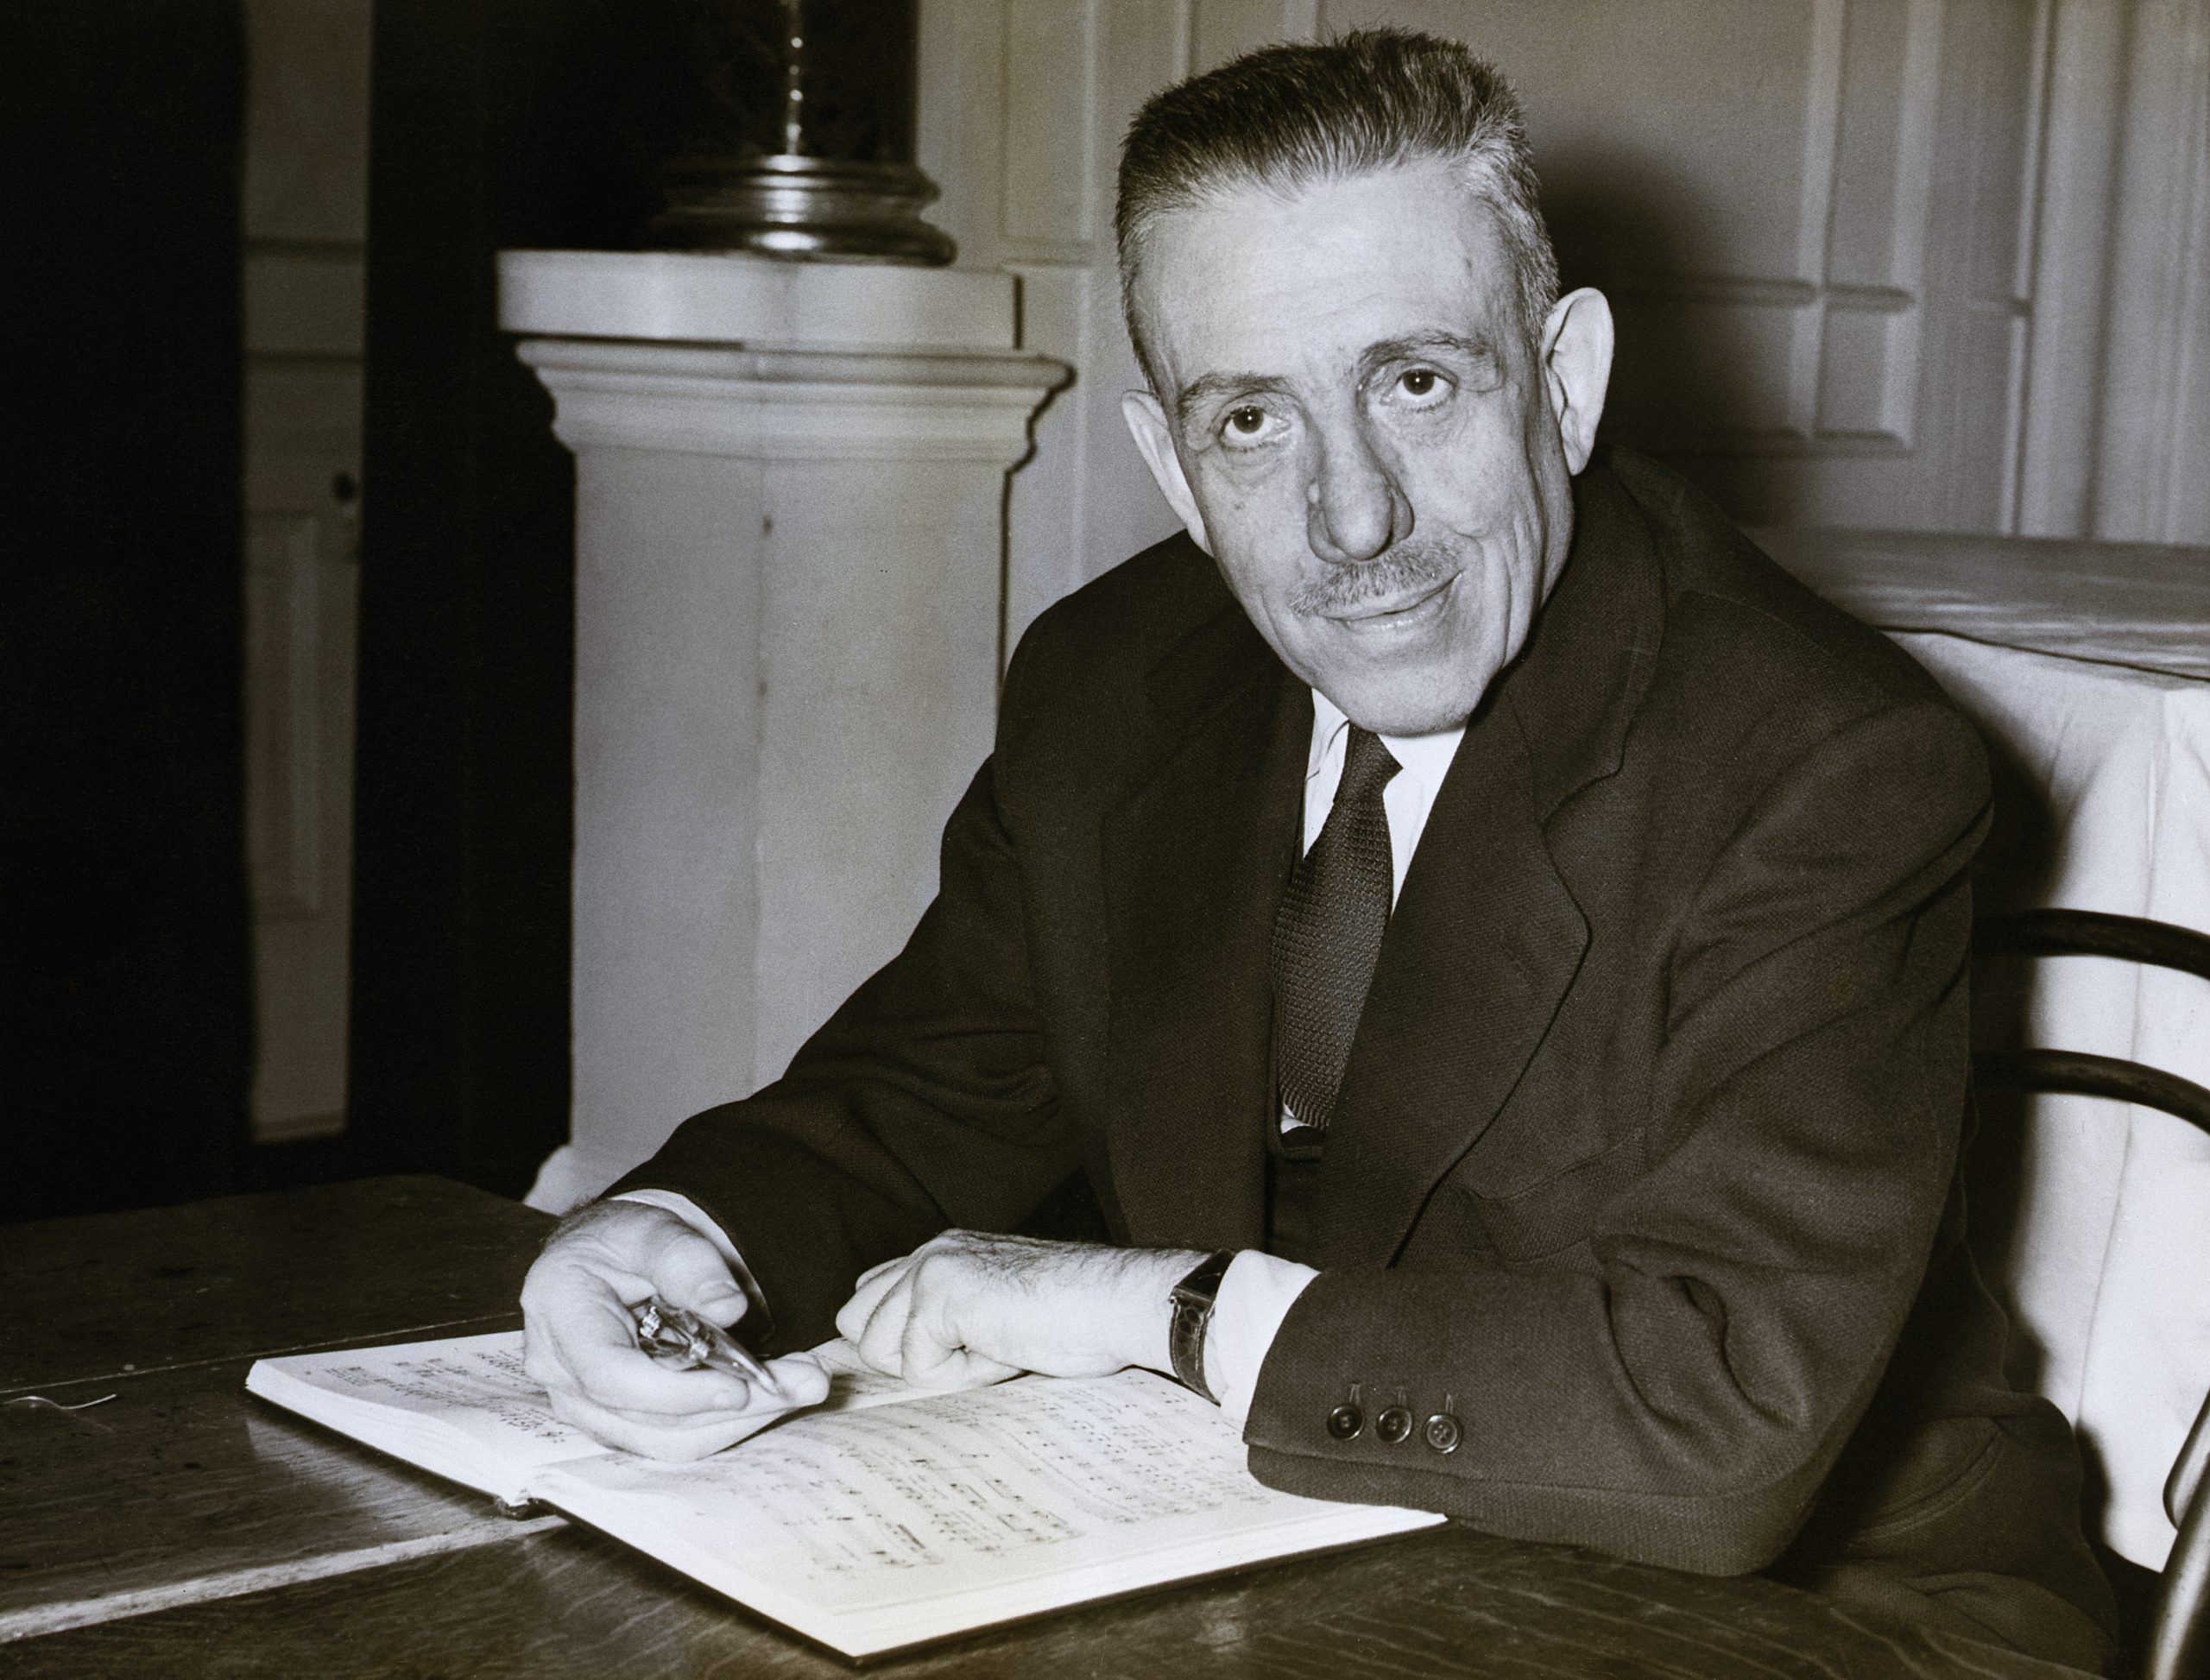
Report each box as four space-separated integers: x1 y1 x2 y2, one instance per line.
622 689 1468 1429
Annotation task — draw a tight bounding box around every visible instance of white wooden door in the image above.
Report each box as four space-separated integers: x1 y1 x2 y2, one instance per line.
241 0 371 1141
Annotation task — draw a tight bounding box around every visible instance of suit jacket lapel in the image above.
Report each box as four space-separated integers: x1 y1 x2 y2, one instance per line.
1101 603 1307 1251
1304 459 1668 1266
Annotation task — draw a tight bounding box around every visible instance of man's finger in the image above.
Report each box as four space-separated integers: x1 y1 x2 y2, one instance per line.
899 1270 960 1383
835 1256 912 1344
638 1222 752 1329
568 1343 760 1415
850 1266 920 1377
548 1350 830 1421
754 1351 831 1411
542 1348 829 1441
545 1297 762 1412
899 1283 1020 1390
546 1387 784 1462
851 1254 908 1292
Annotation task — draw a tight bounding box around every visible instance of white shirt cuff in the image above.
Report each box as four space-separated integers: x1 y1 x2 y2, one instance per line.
1203 1249 1320 1428
609 1189 767 1316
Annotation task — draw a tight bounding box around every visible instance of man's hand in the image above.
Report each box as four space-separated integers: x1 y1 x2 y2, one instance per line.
834 1231 1204 1389
520 1199 830 1459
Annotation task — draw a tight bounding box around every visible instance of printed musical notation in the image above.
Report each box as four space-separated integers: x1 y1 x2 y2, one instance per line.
542 1371 1266 1601
309 1342 593 1457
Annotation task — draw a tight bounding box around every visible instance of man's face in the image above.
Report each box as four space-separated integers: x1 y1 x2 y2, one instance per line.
1122 160 1611 735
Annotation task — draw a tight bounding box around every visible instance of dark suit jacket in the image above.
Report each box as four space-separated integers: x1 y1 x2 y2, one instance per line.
615 448 2113 1666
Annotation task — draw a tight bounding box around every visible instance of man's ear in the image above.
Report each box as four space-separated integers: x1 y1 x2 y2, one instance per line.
1538 287 1613 476
1121 389 1211 553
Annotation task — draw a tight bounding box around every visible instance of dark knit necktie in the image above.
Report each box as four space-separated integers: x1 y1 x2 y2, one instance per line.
1272 725 1400 1134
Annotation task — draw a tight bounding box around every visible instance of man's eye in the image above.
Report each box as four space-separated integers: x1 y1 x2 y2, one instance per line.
1220 404 1276 445
1399 368 1445 400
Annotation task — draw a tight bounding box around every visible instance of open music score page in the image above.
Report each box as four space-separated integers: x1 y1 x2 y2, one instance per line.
246 1332 1441 1659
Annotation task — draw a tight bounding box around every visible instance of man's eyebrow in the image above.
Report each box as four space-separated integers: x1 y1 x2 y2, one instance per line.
1358 332 1500 377
1172 372 1291 429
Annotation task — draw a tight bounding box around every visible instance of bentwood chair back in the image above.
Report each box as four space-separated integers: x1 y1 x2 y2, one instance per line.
1973 909 2210 1680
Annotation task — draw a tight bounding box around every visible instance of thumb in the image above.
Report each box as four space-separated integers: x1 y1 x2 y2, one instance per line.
647 1225 751 1328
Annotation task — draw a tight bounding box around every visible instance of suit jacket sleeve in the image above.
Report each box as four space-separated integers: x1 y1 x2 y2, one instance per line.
606 641 1079 1351
1242 697 1992 1576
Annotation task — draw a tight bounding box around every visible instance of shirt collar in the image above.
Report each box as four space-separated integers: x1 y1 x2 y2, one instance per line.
1307 688 1467 794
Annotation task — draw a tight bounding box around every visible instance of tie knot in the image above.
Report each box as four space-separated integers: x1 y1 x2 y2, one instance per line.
1338 725 1400 805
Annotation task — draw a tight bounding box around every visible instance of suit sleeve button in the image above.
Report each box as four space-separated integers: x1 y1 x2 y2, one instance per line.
1375 1405 1413 1444
1326 1404 1363 1440
1424 1412 1462 1454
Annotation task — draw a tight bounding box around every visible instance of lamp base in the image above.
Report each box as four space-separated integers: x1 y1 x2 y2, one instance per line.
650 154 957 266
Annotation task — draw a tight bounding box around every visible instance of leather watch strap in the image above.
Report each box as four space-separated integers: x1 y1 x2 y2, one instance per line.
1167 1249 1235 1403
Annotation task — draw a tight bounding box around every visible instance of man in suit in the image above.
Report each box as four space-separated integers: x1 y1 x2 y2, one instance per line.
521 30 2117 1670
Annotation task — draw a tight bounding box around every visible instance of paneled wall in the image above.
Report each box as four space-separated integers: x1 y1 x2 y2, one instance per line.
1424 0 2030 533
918 0 2210 652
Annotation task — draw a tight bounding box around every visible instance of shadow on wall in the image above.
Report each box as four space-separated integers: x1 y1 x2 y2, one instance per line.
1544 146 1789 518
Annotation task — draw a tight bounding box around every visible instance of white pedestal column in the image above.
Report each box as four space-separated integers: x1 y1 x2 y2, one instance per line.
501 251 1065 1209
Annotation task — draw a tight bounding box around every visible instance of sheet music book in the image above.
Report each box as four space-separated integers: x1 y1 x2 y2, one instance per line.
245 1332 1442 1659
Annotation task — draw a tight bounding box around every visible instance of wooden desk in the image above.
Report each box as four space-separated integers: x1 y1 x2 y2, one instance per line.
0 1178 563 1644
0 1179 2093 1677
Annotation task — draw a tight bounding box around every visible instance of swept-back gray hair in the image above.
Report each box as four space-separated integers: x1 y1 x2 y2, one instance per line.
1115 29 1559 384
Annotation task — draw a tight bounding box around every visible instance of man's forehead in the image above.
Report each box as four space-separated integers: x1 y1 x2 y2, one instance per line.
1143 155 1493 256
1133 163 1519 386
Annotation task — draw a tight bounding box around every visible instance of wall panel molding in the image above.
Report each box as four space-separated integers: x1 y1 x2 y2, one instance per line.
2017 0 2210 544
1785 0 1852 442
1815 0 1944 450
1000 0 1098 254
245 515 324 921
2090 0 2210 541
2017 0 2132 535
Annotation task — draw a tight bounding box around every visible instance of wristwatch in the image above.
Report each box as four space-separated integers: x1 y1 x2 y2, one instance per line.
1168 1250 1235 1403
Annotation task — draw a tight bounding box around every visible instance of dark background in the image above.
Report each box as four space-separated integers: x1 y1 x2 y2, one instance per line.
0 0 679 1221
3 2 254 1222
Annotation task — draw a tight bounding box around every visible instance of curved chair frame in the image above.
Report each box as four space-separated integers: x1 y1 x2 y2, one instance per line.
1972 908 2210 1680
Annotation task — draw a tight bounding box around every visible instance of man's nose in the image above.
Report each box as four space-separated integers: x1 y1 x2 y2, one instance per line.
1305 426 1411 564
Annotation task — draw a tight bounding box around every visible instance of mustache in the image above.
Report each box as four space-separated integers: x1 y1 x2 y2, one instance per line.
1287 541 1460 616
